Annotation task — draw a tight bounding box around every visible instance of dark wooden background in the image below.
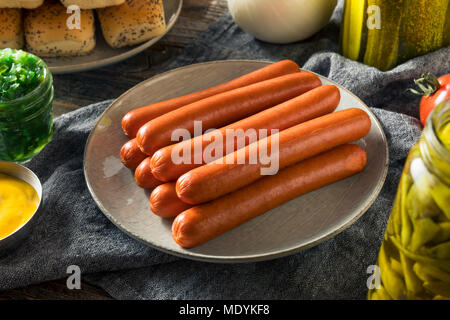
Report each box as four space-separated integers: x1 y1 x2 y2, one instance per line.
0 0 228 300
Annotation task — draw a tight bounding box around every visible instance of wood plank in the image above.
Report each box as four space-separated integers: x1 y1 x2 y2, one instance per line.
161 0 229 47
0 280 113 300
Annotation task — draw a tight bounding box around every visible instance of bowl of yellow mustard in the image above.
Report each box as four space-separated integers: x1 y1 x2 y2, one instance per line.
0 161 42 254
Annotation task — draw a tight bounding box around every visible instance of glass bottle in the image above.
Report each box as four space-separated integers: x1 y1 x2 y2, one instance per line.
341 0 450 71
369 99 450 300
0 53 54 163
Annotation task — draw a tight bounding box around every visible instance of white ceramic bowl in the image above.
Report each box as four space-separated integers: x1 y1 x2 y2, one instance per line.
228 0 338 44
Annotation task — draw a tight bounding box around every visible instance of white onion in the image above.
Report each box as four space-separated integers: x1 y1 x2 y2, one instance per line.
227 0 338 44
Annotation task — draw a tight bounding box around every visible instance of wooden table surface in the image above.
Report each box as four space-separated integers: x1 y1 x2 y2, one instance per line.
0 0 228 300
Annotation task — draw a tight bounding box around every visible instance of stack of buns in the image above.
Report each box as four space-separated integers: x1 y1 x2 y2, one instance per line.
0 0 166 57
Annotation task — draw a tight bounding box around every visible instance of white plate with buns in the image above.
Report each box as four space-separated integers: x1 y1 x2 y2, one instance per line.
0 0 182 74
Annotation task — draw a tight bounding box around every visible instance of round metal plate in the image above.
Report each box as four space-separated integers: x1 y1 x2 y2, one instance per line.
84 60 389 263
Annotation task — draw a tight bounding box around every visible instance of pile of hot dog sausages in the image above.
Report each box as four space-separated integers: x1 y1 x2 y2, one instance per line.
120 60 371 248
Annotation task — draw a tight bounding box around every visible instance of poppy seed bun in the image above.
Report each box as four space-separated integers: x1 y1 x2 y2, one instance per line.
60 0 125 9
0 0 43 8
97 0 166 49
24 1 95 57
0 9 24 49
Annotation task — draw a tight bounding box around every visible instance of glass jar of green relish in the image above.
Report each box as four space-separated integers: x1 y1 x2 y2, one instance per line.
368 99 450 300
0 49 54 163
340 0 450 71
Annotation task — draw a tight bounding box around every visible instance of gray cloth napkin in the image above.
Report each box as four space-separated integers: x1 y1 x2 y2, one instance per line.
1 1 449 299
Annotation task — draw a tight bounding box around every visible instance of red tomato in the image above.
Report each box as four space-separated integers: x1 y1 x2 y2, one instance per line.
419 74 450 126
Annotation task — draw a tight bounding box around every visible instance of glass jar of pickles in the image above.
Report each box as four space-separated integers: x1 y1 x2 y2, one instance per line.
369 99 450 300
0 49 54 163
341 0 450 71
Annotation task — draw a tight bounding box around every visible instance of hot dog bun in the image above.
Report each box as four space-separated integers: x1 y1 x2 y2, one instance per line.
0 8 24 49
60 0 125 9
97 0 166 49
24 1 96 57
0 0 43 8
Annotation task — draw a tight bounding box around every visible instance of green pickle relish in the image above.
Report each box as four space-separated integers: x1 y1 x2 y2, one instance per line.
0 49 54 163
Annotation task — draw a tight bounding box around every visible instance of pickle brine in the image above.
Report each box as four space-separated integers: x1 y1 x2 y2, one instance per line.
341 0 450 71
368 100 450 300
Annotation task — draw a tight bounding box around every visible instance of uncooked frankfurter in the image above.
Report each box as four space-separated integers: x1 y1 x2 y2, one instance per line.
172 144 367 248
176 108 371 205
150 85 340 182
122 60 301 138
120 138 147 170
150 183 192 218
135 157 163 189
137 72 322 156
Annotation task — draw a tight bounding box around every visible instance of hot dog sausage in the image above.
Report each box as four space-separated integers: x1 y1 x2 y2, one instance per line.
120 138 147 171
150 85 340 182
136 72 322 156
150 183 192 218
172 144 367 248
176 108 371 205
122 60 300 138
135 157 163 189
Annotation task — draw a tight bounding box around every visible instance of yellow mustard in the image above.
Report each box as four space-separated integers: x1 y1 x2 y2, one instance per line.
0 173 39 239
